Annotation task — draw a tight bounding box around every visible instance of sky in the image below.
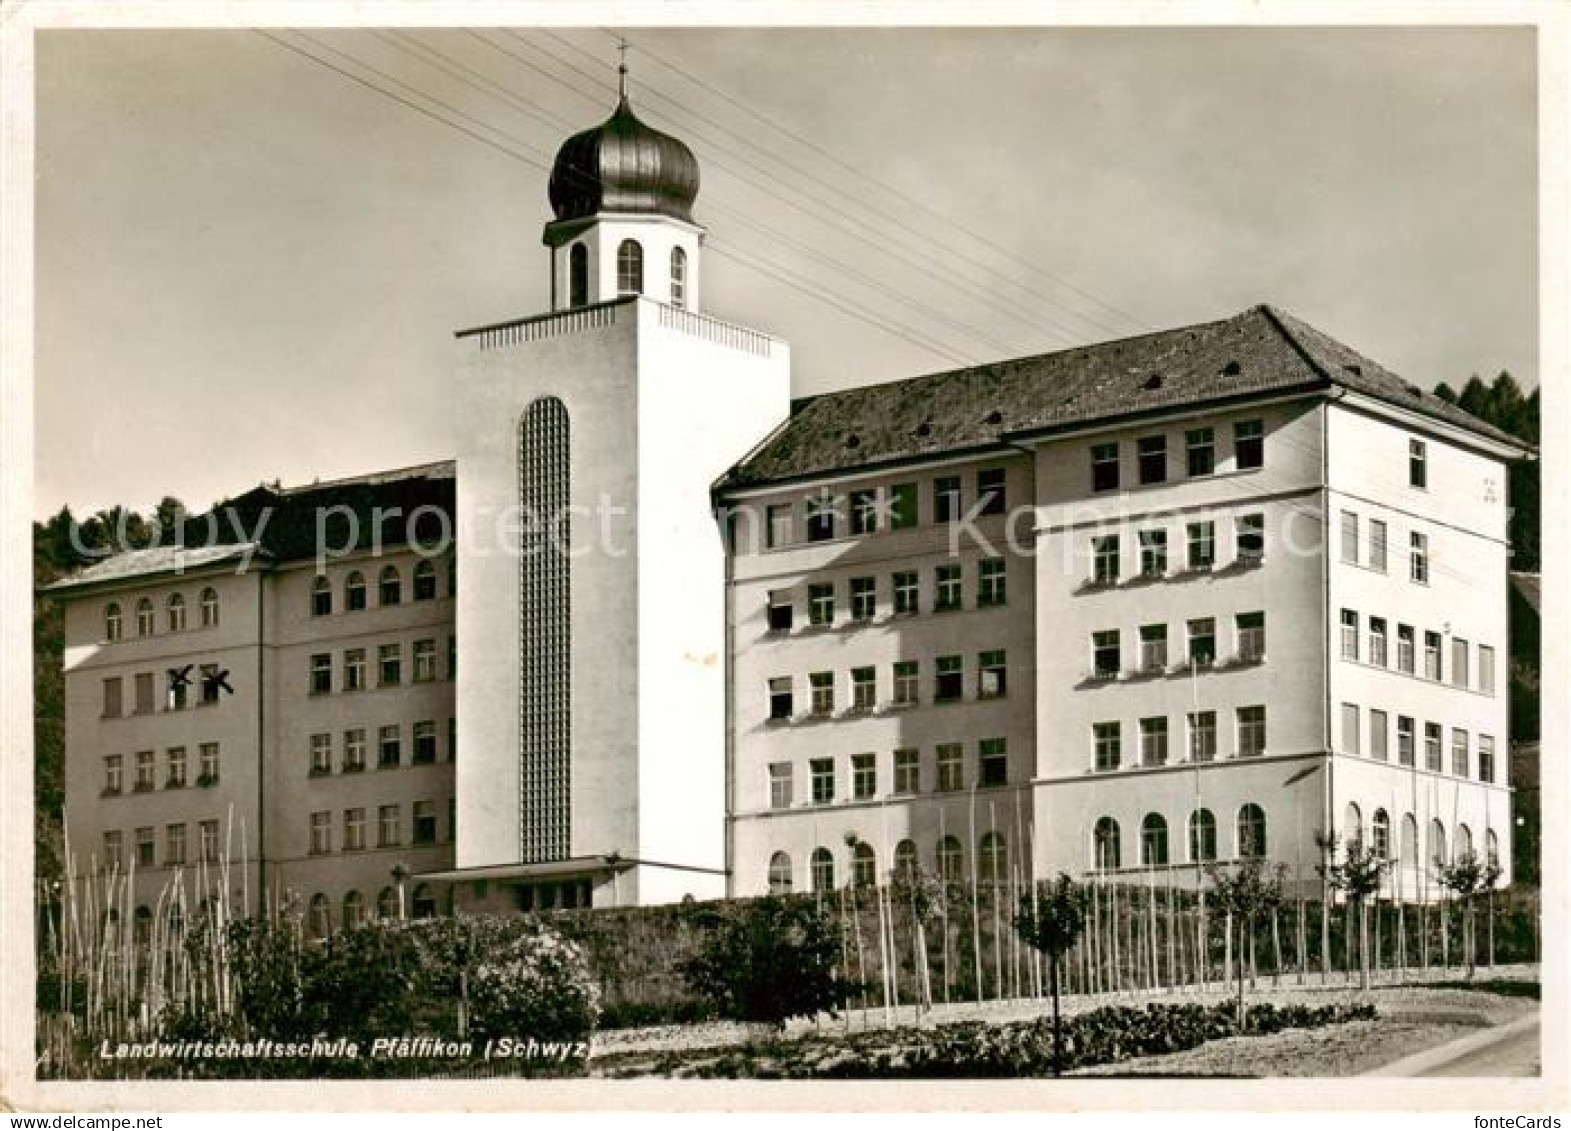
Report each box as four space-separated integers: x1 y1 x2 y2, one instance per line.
33 23 1540 520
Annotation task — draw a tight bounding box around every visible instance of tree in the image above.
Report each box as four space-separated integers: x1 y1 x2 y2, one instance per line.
680 895 857 1031
1204 858 1287 1028
1437 850 1504 981
1318 835 1387 991
1013 873 1089 1075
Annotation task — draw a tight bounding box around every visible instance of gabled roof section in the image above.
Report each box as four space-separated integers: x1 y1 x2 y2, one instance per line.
717 304 1525 491
45 543 265 592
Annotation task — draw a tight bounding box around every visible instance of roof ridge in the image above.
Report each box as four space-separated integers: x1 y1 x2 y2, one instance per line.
277 459 456 496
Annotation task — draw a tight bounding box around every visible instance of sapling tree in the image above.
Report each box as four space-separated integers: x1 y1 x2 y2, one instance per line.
1204 858 1287 1028
1437 850 1504 981
1013 873 1088 1075
1319 835 1388 991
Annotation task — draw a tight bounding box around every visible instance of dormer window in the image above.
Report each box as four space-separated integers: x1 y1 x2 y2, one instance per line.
670 246 687 308
617 239 643 295
569 243 588 308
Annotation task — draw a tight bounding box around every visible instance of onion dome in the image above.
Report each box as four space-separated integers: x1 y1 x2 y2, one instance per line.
548 96 700 224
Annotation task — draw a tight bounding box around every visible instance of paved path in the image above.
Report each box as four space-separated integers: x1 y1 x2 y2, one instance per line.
1365 1012 1540 1077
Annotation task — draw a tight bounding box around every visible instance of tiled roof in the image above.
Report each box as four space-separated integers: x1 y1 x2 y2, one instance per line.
718 304 1526 490
45 543 264 591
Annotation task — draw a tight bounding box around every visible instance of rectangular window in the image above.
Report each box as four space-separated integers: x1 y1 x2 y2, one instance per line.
892 571 919 615
1140 717 1168 767
978 738 1007 786
978 650 1006 698
448 635 457 680
1397 625 1416 673
851 667 876 712
165 823 186 866
1237 706 1267 757
1423 631 1442 680
310 733 332 775
767 590 794 632
343 808 366 852
1090 442 1120 492
890 483 918 529
935 564 963 611
1370 709 1389 761
1188 618 1216 667
1340 609 1359 661
766 504 792 549
1479 645 1496 695
894 748 919 794
893 660 919 705
1397 716 1415 766
1138 528 1168 576
978 558 1006 606
808 584 835 626
935 655 964 701
1340 510 1359 564
1236 513 1265 563
1092 535 1120 583
198 663 220 706
343 729 366 773
378 724 400 768
103 831 123 869
135 750 155 792
934 475 962 522
1409 438 1427 489
378 804 400 847
1341 702 1361 755
1187 521 1215 570
1451 638 1470 688
413 639 437 682
200 820 220 864
806 496 838 542
850 489 879 535
1368 617 1388 667
167 668 188 711
1478 735 1496 784
769 763 793 809
809 671 834 716
936 743 963 791
1236 612 1265 663
850 576 877 621
1139 624 1168 672
852 752 876 798
413 720 437 764
1186 427 1215 477
977 468 1006 516
1451 728 1469 777
134 826 155 867
1410 532 1430 584
1092 630 1121 678
1234 419 1264 469
769 677 794 721
134 672 154 715
1370 519 1388 572
102 677 122 718
379 643 401 687
1424 722 1442 772
412 800 436 844
104 755 123 795
810 757 835 804
1137 436 1167 485
344 649 366 692
1093 722 1121 771
448 717 457 762
1189 711 1217 763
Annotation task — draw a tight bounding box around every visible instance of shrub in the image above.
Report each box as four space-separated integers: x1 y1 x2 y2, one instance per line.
467 921 601 1046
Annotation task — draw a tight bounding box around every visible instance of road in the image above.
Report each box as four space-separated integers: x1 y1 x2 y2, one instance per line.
1418 1016 1540 1076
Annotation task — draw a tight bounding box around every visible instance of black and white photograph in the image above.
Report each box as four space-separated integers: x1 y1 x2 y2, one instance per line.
1 0 1565 1116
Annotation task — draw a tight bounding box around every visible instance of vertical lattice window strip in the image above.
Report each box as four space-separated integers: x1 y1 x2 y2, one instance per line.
519 397 572 862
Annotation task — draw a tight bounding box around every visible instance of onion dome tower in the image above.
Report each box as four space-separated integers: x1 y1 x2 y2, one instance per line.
543 64 704 312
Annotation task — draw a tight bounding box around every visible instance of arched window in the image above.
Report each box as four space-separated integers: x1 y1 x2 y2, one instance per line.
377 886 399 921
852 841 877 888
412 884 437 918
379 565 402 606
105 602 123 642
345 571 367 612
1401 813 1418 865
1237 803 1267 858
617 239 644 295
1372 809 1391 859
569 242 589 308
670 246 688 309
894 839 918 881
979 831 1007 884
342 890 365 930
1140 814 1169 867
768 851 792 894
1343 802 1363 849
810 846 834 893
1093 817 1121 870
312 575 333 616
199 587 219 628
136 598 155 636
1456 823 1473 862
936 835 963 884
167 593 186 632
413 559 437 601
1486 829 1500 868
308 893 332 939
1188 808 1217 862
1429 819 1447 870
